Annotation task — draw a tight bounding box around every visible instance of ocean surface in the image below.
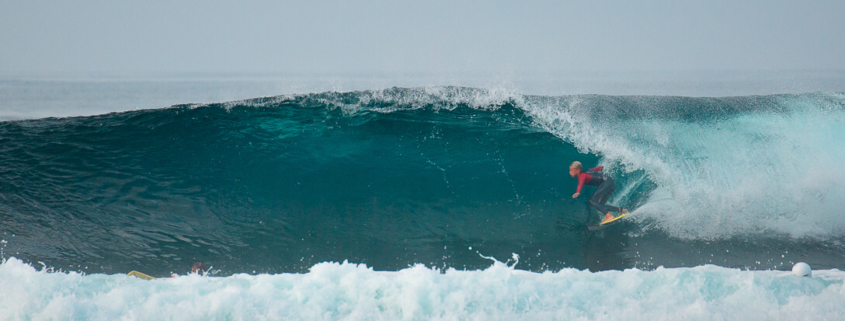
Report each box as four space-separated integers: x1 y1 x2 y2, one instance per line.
1 77 844 319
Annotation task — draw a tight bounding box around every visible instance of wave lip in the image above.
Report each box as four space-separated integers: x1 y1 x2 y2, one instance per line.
521 92 845 240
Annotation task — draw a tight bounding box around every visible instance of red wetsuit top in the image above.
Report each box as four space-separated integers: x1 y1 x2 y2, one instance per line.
576 166 605 194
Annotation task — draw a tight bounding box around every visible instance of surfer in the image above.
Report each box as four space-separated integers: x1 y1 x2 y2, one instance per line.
569 161 628 224
171 262 209 277
191 262 209 276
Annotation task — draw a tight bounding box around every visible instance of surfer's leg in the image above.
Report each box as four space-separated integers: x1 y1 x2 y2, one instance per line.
596 179 622 212
591 180 621 223
599 193 621 212
589 181 615 214
588 194 608 214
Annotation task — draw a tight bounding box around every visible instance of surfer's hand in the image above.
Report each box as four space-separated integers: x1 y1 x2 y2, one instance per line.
572 193 579 198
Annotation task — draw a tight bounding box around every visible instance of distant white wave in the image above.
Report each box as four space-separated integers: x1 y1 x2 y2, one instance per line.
1 257 843 320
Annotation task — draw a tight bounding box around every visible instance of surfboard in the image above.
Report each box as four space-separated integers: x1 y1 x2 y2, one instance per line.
127 270 156 280
587 212 630 231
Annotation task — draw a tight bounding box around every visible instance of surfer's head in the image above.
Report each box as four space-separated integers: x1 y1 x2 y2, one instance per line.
191 262 209 276
569 161 582 177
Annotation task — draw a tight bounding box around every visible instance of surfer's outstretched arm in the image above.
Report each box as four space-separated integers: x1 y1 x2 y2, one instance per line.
569 161 588 198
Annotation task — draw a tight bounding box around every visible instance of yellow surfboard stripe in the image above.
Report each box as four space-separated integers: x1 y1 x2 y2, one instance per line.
600 212 629 225
127 271 156 280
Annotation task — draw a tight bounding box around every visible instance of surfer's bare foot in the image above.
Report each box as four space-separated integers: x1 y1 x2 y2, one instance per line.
602 213 614 223
620 209 629 214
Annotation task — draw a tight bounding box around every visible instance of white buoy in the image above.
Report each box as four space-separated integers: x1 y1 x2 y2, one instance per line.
792 262 812 277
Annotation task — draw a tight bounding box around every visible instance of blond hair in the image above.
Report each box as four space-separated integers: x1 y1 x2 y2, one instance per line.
570 161 582 170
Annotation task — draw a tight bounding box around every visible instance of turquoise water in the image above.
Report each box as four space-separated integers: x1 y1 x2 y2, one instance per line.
1 84 844 319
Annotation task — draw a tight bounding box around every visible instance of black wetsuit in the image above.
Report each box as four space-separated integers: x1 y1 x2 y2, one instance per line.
577 167 622 215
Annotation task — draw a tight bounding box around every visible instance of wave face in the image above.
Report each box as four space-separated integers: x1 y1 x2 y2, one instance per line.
1 87 844 275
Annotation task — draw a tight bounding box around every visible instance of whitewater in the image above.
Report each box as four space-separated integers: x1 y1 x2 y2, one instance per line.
2 78 845 320
2 256 844 320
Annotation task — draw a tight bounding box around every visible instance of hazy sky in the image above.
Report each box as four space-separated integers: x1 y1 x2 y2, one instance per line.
2 0 844 76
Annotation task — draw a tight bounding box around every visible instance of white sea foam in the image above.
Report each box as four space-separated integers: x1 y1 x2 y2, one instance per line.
310 86 520 114
1 257 843 320
522 93 845 240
